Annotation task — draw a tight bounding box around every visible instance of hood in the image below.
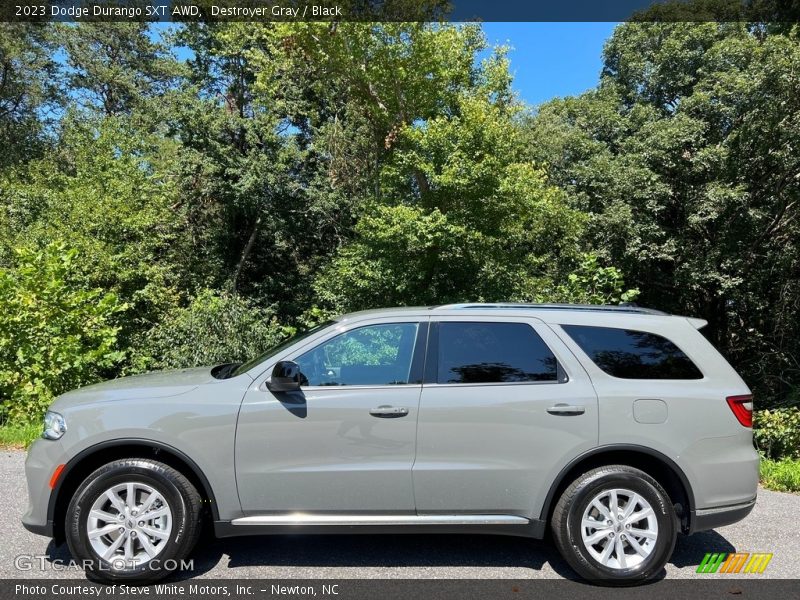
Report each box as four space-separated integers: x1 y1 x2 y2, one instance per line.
51 366 217 410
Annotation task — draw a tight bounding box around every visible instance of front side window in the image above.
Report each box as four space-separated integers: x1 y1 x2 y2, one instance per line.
232 320 334 377
561 325 703 379
296 323 419 386
437 322 558 384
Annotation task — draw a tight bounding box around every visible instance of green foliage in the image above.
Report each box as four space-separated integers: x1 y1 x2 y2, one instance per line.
549 254 640 305
760 458 800 493
526 21 800 407
0 17 797 418
754 408 800 460
302 323 413 371
314 86 637 312
170 21 502 313
138 289 291 371
58 22 182 116
0 243 126 423
0 115 190 346
314 203 637 312
0 23 60 169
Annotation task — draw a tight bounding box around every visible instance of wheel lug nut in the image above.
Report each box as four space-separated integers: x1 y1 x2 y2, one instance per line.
118 527 125 534
625 524 631 529
606 520 612 525
617 514 623 520
130 531 137 537
621 534 626 540
609 532 615 538
118 514 124 520
138 521 144 527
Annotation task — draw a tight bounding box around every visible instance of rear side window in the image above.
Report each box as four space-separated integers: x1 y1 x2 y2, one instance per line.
437 322 558 384
561 325 702 380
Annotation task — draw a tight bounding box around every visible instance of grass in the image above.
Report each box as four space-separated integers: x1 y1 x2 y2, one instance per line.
760 457 800 493
0 422 40 449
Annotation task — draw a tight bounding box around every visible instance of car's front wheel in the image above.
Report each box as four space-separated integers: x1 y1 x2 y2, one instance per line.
551 465 677 584
65 458 202 583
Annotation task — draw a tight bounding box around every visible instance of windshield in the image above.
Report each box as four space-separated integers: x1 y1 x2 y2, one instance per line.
231 320 335 377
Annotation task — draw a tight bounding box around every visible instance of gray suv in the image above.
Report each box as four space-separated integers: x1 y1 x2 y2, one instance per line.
23 304 759 584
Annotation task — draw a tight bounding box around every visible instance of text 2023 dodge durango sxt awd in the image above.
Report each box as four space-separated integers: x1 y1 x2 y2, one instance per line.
24 303 759 584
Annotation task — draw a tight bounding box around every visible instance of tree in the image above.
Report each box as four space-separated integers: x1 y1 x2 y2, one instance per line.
58 23 181 116
138 289 290 371
525 21 800 405
315 53 636 311
0 23 58 169
163 22 499 316
160 22 359 316
0 115 191 348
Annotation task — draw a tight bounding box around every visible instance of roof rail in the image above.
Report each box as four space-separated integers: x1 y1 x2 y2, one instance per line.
432 303 668 316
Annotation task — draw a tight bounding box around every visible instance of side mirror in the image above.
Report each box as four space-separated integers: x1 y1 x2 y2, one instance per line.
267 360 302 392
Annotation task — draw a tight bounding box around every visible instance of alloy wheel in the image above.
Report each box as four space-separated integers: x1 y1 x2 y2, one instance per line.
86 482 173 568
579 487 659 570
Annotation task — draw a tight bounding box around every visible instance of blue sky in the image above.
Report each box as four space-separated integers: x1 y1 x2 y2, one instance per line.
481 22 619 106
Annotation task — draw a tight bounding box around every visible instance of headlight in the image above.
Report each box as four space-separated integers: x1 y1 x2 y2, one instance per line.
42 411 67 440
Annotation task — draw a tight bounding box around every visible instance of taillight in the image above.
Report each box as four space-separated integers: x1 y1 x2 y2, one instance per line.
726 394 753 427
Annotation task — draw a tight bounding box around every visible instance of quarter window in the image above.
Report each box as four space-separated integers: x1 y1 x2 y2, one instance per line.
296 323 419 386
561 325 702 380
437 322 558 384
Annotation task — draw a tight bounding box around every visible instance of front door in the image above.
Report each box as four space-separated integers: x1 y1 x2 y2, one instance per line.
235 319 425 514
413 317 598 518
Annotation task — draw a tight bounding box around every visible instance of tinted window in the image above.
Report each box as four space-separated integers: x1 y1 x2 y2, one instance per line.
437 322 558 384
562 325 702 379
296 323 419 386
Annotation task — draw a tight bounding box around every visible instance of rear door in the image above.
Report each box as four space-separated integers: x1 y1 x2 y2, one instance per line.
413 316 598 519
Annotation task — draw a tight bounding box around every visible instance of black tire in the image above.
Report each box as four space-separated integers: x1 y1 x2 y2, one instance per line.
65 458 202 584
551 465 677 585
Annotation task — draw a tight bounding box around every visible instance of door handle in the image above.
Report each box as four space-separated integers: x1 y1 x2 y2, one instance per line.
547 404 586 415
369 405 409 418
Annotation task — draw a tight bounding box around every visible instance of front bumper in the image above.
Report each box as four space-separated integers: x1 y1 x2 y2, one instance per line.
21 516 54 537
22 437 67 539
690 496 756 533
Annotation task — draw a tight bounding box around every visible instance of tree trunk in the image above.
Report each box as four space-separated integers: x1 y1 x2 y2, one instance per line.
231 216 262 292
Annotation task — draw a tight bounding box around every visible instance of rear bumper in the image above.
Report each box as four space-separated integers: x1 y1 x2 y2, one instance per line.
690 496 756 533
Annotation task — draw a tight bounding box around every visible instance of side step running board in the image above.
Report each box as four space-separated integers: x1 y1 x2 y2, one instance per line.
231 514 530 526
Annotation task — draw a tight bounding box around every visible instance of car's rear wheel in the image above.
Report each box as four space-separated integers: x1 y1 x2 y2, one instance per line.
65 458 202 583
551 465 677 585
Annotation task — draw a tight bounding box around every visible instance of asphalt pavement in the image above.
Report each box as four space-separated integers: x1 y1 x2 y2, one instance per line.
1 449 797 581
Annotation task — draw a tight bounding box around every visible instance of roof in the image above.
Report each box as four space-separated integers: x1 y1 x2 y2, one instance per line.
338 303 668 320
335 303 707 329
434 303 668 315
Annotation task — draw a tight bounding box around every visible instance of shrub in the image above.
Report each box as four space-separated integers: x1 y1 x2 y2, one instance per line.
0 243 127 423
546 253 640 305
138 289 291 371
754 407 800 460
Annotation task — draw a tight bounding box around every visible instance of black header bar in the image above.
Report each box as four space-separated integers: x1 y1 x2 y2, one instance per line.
3 0 800 23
